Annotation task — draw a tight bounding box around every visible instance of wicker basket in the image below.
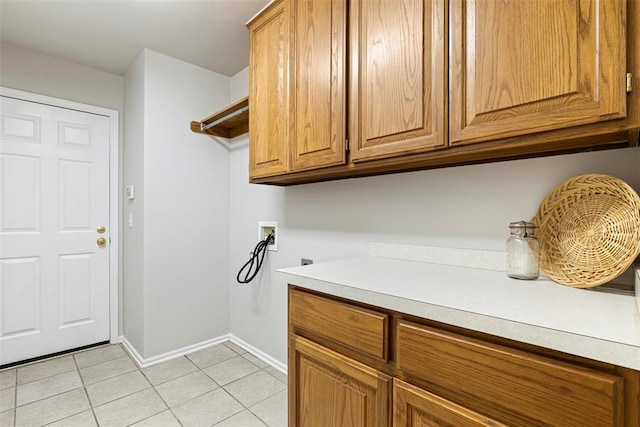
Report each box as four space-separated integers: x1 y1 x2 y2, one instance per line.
531 174 640 288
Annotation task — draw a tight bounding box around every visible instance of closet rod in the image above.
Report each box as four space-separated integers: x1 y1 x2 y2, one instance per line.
201 106 249 131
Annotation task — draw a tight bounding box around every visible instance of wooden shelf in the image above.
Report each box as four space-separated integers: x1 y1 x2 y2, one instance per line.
190 96 249 139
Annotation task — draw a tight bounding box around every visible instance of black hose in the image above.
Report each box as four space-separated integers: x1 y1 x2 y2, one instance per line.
236 234 275 284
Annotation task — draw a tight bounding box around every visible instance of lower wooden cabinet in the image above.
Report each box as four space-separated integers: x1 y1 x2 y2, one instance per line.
290 336 390 426
393 379 506 427
289 287 640 427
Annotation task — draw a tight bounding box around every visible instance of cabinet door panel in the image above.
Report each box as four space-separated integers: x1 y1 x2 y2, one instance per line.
291 336 390 427
450 0 626 145
249 0 290 178
350 0 446 162
292 0 347 171
393 379 507 427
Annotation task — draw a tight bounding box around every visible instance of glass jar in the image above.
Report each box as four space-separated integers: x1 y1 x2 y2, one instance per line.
506 221 539 280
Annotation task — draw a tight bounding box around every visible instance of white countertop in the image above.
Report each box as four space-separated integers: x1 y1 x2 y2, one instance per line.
278 256 640 370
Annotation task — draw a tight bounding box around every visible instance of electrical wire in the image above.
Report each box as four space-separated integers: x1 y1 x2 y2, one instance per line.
236 233 275 284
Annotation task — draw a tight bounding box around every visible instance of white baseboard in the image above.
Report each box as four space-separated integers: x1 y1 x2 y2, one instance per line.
228 335 287 374
118 334 287 375
119 334 230 368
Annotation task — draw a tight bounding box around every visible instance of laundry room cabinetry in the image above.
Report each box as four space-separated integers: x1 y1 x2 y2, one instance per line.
247 0 291 178
449 0 628 146
247 0 445 180
248 0 639 185
289 287 640 426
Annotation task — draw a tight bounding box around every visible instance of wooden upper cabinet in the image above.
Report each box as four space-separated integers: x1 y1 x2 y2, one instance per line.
349 0 447 162
291 0 347 171
450 0 627 145
248 0 291 178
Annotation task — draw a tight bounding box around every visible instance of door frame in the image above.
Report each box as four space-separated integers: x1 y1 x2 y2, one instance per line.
1 86 120 345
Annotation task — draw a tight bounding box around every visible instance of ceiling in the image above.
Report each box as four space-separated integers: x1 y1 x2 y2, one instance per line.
0 0 272 77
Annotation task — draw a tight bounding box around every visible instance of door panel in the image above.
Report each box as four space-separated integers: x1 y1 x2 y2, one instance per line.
450 0 626 145
292 335 390 427
394 378 508 427
0 257 40 337
58 254 94 327
350 0 447 162
249 0 291 178
291 0 347 171
1 155 40 232
0 96 110 365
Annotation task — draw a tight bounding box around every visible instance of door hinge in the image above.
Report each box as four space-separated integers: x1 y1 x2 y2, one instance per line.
345 139 350 151
627 72 633 93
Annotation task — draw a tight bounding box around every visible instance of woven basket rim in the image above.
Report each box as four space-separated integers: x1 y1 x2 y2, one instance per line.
531 173 640 288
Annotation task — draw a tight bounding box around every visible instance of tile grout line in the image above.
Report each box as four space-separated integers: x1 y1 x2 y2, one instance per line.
12 367 17 427
70 352 100 427
136 361 185 427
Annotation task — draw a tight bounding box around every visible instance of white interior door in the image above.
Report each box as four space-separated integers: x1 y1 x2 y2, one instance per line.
0 96 110 366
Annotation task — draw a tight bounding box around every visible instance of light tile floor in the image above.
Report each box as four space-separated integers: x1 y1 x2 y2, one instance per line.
0 342 287 426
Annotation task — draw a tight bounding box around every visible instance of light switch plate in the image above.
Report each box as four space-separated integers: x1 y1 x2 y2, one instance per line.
125 185 135 200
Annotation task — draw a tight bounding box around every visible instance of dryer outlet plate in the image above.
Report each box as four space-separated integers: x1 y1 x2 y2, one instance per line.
258 221 278 251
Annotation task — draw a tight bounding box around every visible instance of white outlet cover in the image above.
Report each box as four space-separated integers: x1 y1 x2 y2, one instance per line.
258 221 278 251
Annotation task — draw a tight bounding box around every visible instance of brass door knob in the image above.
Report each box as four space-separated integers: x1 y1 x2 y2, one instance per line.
97 226 106 234
97 237 107 247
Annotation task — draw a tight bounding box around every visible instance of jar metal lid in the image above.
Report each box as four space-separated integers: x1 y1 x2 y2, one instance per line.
509 220 537 229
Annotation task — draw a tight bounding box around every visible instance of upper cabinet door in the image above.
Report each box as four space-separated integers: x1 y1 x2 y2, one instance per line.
248 0 291 178
291 0 347 172
349 0 447 162
450 0 627 146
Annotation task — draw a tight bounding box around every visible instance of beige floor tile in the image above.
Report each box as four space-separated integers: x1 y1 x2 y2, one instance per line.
204 356 260 386
15 388 89 427
172 388 244 427
0 409 15 427
79 356 137 386
93 388 166 427
86 370 150 407
224 371 286 408
142 357 198 386
215 409 266 426
264 366 287 384
0 387 15 412
17 356 76 385
154 370 218 408
46 410 97 427
130 410 181 427
16 371 81 406
0 369 16 391
74 345 127 369
223 342 247 355
250 390 287 427
187 344 237 369
241 353 269 369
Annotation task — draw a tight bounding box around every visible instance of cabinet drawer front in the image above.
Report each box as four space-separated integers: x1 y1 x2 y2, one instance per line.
396 320 623 426
289 289 389 361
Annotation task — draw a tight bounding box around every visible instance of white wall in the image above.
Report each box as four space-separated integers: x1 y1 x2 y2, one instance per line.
123 49 232 359
123 52 146 354
141 50 231 357
0 43 124 111
229 63 640 364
